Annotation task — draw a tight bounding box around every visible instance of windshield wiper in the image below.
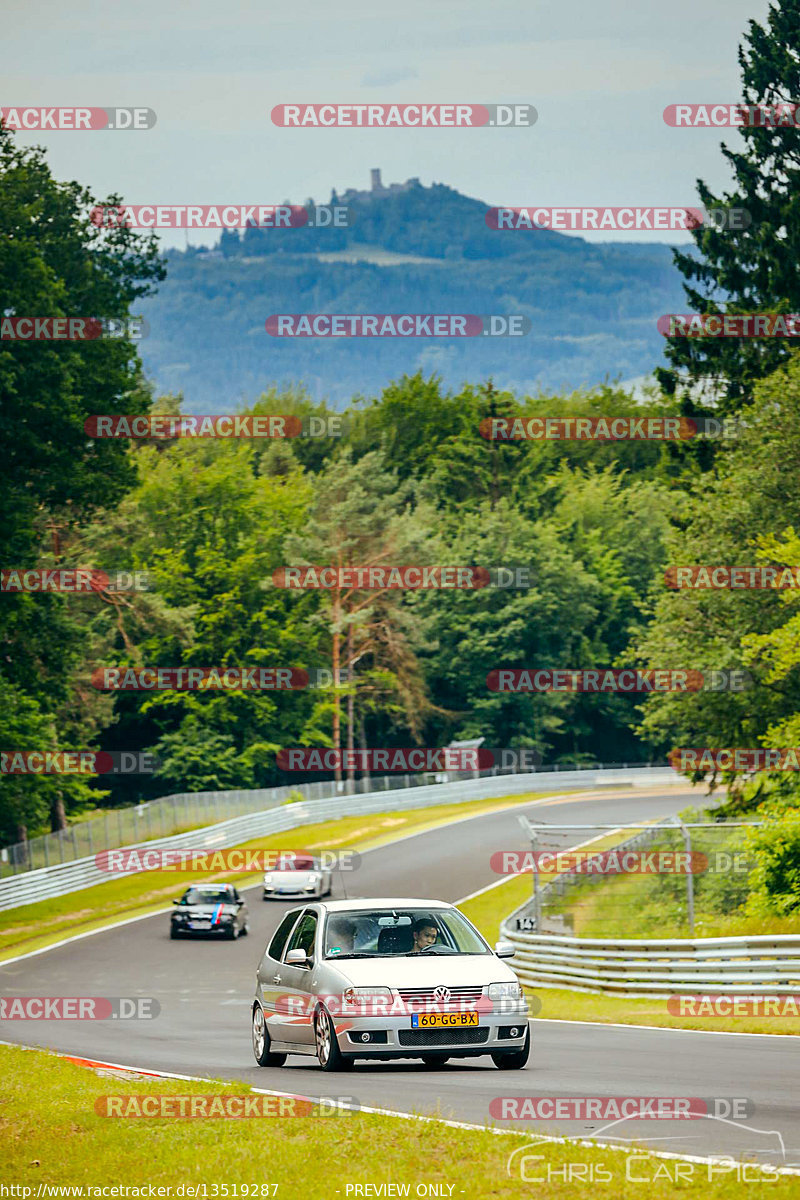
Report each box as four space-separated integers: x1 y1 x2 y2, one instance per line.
325 952 375 959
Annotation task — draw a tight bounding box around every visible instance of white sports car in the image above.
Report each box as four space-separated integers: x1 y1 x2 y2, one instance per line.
262 853 332 900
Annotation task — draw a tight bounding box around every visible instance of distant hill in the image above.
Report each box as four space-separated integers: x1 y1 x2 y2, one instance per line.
137 176 689 408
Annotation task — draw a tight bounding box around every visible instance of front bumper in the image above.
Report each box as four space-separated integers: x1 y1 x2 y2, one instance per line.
263 884 321 898
171 919 234 936
330 1006 529 1058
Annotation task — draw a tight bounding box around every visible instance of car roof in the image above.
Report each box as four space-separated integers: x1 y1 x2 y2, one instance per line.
187 881 235 889
308 898 452 912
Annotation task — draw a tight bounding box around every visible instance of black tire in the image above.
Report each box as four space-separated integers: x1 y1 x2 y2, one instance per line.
252 1004 287 1067
314 1006 354 1072
169 925 180 940
491 1026 531 1070
420 1055 450 1068
240 922 249 937
225 922 238 940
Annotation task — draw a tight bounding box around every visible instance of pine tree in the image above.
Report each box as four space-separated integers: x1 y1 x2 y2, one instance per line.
656 0 800 411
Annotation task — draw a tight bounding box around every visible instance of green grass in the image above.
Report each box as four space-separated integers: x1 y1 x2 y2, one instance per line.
458 837 800 1037
1 1044 792 1198
0 790 567 963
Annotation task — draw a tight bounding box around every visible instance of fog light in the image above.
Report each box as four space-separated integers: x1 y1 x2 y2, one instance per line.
361 1032 370 1043
510 1027 519 1037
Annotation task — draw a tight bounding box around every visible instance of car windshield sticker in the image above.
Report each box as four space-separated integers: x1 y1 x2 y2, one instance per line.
328 946 342 955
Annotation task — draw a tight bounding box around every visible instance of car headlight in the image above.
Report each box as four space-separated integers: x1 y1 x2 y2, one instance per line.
342 986 392 1008
304 875 321 890
488 981 523 1000
263 874 274 885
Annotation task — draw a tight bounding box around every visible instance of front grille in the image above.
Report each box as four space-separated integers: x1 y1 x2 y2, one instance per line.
398 1027 489 1047
396 986 484 1005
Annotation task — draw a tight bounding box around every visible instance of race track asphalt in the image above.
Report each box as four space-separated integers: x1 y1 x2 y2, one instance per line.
2 787 798 1169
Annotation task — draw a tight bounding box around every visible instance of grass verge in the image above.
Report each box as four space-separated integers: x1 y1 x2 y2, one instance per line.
0 790 570 963
0 1044 792 1198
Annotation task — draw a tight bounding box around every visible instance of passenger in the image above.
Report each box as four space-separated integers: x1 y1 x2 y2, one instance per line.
409 916 438 953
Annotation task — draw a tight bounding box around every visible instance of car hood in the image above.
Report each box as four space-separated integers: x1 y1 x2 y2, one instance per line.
321 955 515 989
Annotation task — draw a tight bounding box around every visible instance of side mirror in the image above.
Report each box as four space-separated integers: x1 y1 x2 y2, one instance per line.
236 899 244 907
285 948 310 966
172 899 182 906
495 940 515 959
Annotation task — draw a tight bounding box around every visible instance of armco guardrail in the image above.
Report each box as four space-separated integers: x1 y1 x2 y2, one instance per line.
0 765 680 911
499 927 800 996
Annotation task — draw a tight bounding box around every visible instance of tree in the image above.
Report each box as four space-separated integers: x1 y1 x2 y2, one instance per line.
636 351 800 774
0 123 164 840
656 0 800 410
284 448 433 783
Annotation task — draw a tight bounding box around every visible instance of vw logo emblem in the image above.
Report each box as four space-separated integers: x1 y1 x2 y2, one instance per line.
433 986 451 1002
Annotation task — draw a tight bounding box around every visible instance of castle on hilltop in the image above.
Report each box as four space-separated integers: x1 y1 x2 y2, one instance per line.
340 169 422 202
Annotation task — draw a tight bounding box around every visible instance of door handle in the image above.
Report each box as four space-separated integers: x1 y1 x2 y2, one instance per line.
273 973 282 984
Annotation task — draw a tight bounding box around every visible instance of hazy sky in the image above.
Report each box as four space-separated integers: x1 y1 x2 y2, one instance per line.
3 0 771 249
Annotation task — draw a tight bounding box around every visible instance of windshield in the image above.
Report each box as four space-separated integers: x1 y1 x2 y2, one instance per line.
323 908 490 958
272 855 315 871
185 887 234 905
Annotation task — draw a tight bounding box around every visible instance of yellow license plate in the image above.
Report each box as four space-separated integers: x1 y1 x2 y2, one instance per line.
411 1011 479 1028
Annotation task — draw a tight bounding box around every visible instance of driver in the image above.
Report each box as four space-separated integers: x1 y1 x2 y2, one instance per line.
409 916 438 953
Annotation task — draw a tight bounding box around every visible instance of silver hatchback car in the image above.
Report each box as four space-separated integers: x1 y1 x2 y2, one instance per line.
251 898 530 1071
